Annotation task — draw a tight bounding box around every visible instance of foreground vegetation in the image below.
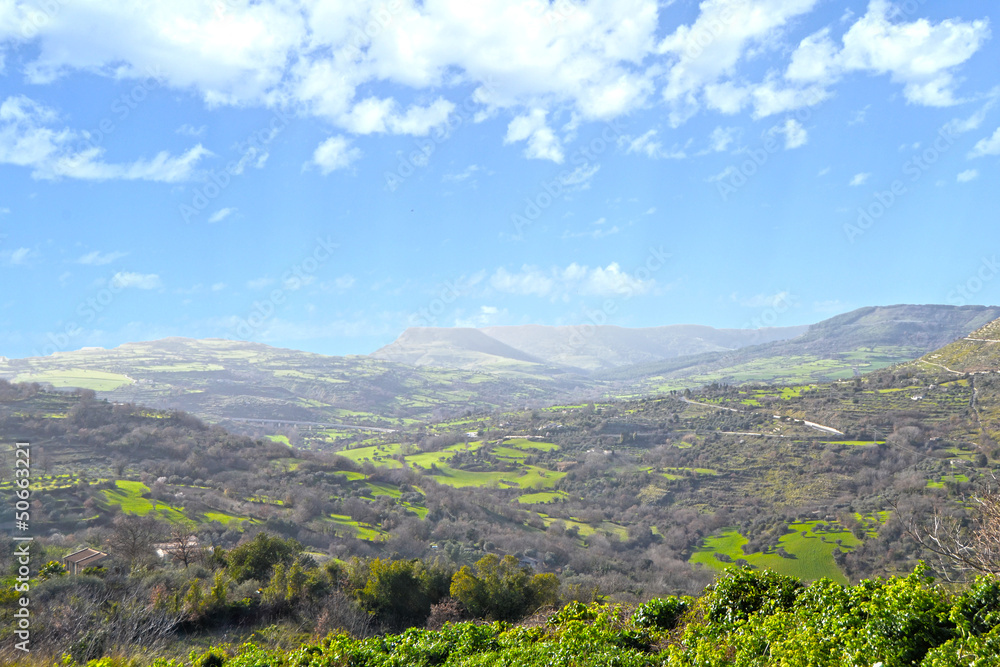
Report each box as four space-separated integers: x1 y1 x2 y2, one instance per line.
8 566 1000 666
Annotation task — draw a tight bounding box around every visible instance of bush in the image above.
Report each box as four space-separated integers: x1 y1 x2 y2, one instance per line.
703 567 803 624
632 596 691 630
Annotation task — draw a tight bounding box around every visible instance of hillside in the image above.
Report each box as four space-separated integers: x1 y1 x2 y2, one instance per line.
604 304 1000 393
2 306 997 430
913 316 1000 374
0 338 592 427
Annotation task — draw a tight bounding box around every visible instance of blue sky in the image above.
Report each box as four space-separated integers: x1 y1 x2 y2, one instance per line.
1 0 999 359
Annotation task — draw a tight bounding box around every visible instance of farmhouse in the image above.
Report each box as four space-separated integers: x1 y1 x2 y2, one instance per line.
63 547 110 575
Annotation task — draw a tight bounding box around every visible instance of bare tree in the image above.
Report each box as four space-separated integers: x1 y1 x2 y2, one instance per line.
902 485 1000 580
165 524 204 567
106 514 165 571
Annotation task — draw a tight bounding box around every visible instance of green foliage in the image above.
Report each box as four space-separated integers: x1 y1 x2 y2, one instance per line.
632 596 691 630
38 559 67 580
450 554 555 622
703 567 803 625
226 533 302 583
349 558 444 630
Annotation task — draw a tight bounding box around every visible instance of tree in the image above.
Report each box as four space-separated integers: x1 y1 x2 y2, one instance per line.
164 524 204 567
450 554 557 622
106 514 164 571
904 488 1000 580
225 532 301 583
352 558 434 630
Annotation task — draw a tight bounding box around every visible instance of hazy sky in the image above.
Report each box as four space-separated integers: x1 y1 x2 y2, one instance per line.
1 0 998 358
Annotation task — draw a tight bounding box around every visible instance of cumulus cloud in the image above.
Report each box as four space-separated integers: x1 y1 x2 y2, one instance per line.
505 109 563 162
0 0 990 172
311 135 362 173
786 1 990 107
110 271 162 289
849 172 871 186
969 128 1000 158
490 262 655 299
957 169 978 183
768 118 808 149
658 0 820 125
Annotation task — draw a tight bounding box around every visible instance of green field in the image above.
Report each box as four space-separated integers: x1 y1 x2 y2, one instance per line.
103 480 189 523
689 520 860 584
329 514 386 541
517 490 568 504
14 369 133 391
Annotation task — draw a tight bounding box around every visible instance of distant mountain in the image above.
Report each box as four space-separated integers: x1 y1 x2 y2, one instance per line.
602 304 1000 391
3 305 997 426
374 323 809 372
369 327 558 372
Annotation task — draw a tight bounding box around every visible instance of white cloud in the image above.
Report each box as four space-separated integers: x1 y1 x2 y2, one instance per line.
658 0 820 125
969 128 1000 158
78 250 127 265
208 207 236 223
505 109 563 162
849 172 871 186
786 1 990 107
559 163 600 191
768 118 808 149
0 95 209 182
443 164 480 183
7 247 31 265
176 124 206 137
311 135 362 173
490 262 655 298
621 129 687 159
957 169 978 183
944 93 998 135
0 0 991 173
211 282 226 291
110 271 161 289
708 126 739 152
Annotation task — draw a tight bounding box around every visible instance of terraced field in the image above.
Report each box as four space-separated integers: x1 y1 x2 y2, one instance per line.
689 520 862 584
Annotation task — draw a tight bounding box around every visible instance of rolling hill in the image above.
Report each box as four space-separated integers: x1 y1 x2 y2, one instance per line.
600 304 1000 393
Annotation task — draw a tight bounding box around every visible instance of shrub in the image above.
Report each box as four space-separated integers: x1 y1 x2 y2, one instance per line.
632 596 691 630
